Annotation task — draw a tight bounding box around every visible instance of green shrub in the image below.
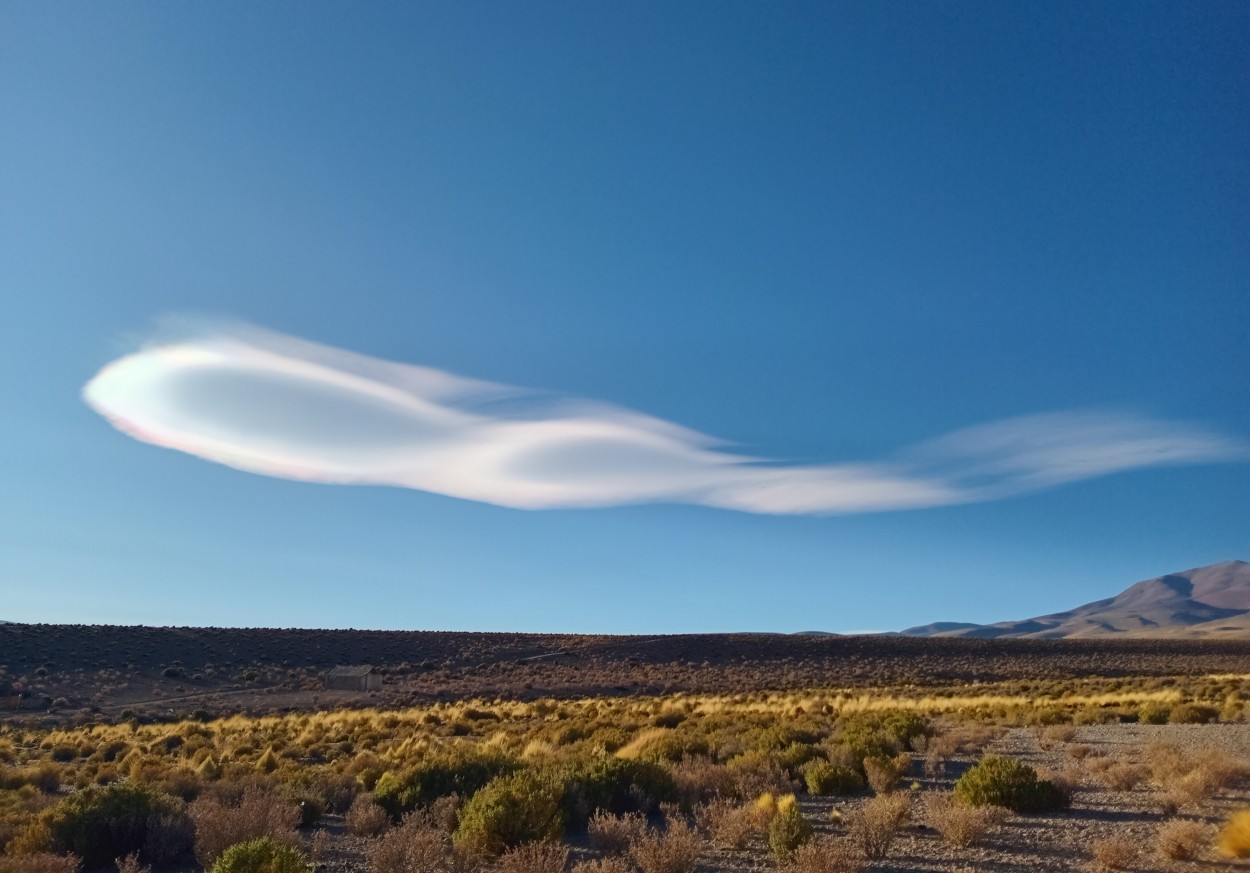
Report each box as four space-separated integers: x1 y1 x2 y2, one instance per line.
373 750 519 820
803 760 864 796
752 725 822 752
12 782 190 868
208 837 308 873
767 795 812 858
1138 703 1171 725
776 743 822 777
453 771 564 857
837 712 928 764
953 756 1066 814
557 756 678 827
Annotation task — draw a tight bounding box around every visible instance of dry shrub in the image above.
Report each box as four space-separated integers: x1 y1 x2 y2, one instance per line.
1148 744 1248 807
921 793 999 848
369 814 446 873
1156 772 1213 810
629 817 702 873
428 794 462 833
1041 725 1076 745
922 732 956 778
847 793 909 860
1153 788 1185 816
189 787 300 866
439 845 483 873
693 798 756 850
1144 741 1183 779
0 765 62 793
1091 835 1137 869
924 732 959 760
1067 744 1096 761
1168 704 1219 724
1179 775 1213 807
301 771 358 815
1035 764 1081 805
1085 756 1115 779
783 835 865 873
1191 746 1249 792
144 812 196 867
570 860 632 873
1156 819 1210 861
0 855 81 873
497 841 568 873
1219 810 1250 858
310 829 331 862
668 757 734 805
863 754 909 795
728 756 796 800
346 795 390 837
588 810 647 856
943 725 1003 755
114 854 148 873
1098 762 1147 792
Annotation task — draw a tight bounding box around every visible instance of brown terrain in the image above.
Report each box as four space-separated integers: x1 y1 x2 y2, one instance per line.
901 560 1250 640
2 622 1250 722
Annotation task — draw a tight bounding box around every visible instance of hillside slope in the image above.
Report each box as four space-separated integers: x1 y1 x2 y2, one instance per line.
901 560 1250 639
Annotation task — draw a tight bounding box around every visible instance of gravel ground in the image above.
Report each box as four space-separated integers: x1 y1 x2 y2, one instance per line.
301 723 1250 873
850 722 1250 872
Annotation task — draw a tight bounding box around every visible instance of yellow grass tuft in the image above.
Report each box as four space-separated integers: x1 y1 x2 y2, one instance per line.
1218 810 1250 858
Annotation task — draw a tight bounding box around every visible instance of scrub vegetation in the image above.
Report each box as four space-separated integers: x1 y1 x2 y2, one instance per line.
2 631 1250 870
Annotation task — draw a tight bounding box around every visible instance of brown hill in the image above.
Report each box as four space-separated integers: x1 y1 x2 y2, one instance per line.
901 560 1250 639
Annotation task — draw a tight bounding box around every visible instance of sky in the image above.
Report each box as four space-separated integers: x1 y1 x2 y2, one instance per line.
1 2 1248 633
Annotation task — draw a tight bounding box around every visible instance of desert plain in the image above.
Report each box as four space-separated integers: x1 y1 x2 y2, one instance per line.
2 623 1250 873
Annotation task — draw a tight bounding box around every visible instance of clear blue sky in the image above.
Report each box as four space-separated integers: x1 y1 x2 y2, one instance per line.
2 2 1247 632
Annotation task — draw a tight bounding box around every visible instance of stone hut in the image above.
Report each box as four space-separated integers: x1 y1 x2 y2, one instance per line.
324 665 383 692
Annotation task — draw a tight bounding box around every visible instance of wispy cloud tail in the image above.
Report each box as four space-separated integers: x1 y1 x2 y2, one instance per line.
82 321 1247 514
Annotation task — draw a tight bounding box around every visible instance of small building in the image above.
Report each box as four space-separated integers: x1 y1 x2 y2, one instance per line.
324 665 383 692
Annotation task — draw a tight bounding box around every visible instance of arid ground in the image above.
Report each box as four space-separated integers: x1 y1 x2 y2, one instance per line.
2 627 1250 873
4 625 1250 719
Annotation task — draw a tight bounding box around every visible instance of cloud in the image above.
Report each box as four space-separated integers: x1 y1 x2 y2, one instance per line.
82 322 1247 514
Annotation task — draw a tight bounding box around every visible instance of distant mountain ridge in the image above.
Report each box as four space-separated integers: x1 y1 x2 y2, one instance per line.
901 560 1250 639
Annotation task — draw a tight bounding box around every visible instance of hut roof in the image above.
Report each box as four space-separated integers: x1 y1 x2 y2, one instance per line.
327 665 378 678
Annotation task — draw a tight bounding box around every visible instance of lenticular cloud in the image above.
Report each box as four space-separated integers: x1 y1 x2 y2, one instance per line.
82 323 1245 514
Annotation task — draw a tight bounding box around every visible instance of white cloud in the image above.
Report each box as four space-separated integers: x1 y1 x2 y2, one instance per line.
82 322 1247 514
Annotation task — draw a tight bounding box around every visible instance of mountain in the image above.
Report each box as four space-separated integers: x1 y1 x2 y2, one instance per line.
900 560 1250 639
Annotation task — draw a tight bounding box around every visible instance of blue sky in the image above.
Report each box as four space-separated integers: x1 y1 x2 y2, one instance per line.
2 2 1247 632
